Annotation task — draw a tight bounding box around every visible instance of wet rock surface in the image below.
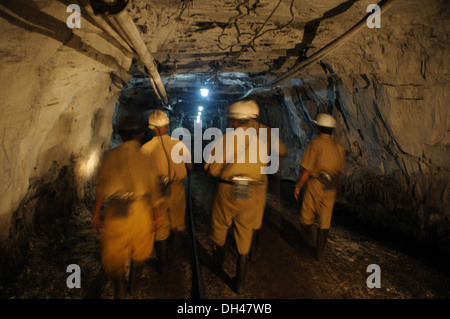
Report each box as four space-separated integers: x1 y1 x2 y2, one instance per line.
1 170 449 301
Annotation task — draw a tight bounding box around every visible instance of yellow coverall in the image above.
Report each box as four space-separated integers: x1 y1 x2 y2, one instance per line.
247 120 286 225
141 134 191 236
95 140 164 277
299 134 345 229
205 125 272 255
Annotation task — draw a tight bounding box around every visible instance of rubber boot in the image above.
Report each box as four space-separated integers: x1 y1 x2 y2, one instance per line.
315 228 329 261
155 240 168 274
235 254 248 295
113 275 126 299
302 224 316 248
171 231 183 266
212 243 225 272
249 230 261 262
129 260 144 296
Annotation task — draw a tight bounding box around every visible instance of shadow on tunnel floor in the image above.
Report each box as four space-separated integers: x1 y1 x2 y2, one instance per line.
276 178 450 276
332 204 450 276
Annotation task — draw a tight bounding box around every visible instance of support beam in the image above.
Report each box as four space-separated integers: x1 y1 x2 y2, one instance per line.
81 0 133 55
88 0 169 105
249 0 397 93
113 6 168 105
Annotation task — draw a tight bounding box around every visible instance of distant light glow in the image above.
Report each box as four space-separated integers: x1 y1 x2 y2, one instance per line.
200 89 209 97
78 150 99 179
197 106 202 123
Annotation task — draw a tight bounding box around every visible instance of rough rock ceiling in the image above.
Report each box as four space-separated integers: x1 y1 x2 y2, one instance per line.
130 0 370 75
121 0 382 108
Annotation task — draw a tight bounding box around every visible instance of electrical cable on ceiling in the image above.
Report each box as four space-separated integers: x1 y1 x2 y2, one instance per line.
216 0 295 71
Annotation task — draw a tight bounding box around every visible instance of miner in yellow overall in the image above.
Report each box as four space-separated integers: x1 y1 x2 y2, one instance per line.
141 109 192 272
205 100 270 294
294 113 345 260
92 116 165 298
246 118 286 262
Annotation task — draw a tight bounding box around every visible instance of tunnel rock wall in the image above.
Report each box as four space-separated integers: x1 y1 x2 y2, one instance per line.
336 73 447 252
274 73 449 255
333 0 449 252
274 0 449 253
0 1 132 282
250 93 311 182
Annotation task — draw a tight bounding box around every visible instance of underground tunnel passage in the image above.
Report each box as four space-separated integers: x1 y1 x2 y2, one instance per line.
0 0 449 304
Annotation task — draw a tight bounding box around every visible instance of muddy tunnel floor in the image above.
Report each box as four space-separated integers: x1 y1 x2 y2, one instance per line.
1 169 449 302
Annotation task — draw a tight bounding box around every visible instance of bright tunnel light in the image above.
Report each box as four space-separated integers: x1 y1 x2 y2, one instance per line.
198 106 203 111
200 89 209 97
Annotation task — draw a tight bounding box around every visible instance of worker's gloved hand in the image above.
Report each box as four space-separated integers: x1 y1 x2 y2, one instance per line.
294 187 301 201
152 205 165 232
91 214 101 233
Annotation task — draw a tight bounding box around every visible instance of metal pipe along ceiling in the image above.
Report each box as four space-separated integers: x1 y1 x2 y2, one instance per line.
82 2 133 55
92 0 169 106
114 9 168 105
240 0 396 100
265 0 397 88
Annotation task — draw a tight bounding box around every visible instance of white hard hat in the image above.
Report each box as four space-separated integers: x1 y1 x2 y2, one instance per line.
313 113 336 128
227 100 259 119
148 109 170 128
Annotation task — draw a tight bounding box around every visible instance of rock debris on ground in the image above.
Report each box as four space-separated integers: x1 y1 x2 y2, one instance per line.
1 171 449 300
